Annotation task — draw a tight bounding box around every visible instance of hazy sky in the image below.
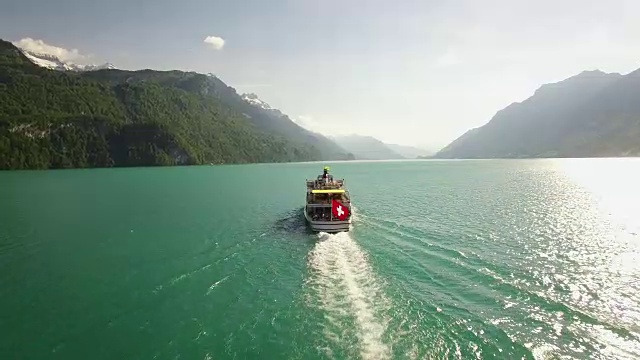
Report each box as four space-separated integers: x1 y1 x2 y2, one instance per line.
2 0 640 149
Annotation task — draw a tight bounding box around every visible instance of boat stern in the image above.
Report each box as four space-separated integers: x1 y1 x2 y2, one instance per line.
303 206 351 233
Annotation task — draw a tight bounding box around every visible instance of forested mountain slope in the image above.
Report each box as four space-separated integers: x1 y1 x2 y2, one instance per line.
0 39 352 169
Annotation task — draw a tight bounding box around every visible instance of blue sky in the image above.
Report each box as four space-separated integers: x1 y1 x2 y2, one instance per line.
3 0 640 149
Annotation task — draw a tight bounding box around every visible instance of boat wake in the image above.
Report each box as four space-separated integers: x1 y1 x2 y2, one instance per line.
306 231 392 360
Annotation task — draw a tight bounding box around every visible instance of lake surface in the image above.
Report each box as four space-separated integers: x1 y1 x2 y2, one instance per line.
1 159 639 359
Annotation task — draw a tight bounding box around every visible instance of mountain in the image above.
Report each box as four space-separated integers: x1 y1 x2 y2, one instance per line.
0 39 351 169
82 68 353 160
236 93 354 160
385 143 434 159
435 69 640 158
18 47 116 72
331 135 405 160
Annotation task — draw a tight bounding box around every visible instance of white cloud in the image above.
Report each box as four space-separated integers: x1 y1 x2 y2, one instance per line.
13 38 87 64
204 35 225 50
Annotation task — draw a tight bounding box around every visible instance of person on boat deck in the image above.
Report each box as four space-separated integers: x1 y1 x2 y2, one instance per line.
322 167 330 184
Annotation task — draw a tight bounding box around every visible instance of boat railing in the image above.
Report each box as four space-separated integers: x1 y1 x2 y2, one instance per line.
306 178 345 190
307 193 350 205
307 200 351 208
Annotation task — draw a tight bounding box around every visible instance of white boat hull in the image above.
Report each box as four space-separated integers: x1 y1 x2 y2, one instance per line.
303 206 351 233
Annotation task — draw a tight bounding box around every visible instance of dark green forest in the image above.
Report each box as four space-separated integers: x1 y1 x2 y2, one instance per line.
0 39 351 170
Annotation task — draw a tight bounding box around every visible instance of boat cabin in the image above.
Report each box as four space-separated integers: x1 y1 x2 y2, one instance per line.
305 179 351 222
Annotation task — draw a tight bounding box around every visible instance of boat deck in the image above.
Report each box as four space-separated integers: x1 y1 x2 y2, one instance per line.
305 176 352 231
306 178 350 207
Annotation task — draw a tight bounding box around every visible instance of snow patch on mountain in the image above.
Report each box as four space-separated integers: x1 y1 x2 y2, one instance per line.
241 93 274 110
17 48 116 72
22 51 63 70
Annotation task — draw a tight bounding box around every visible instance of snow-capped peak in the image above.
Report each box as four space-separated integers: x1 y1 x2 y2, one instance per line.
18 48 116 72
241 93 274 110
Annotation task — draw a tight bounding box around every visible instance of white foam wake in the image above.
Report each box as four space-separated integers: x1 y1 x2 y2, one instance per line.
307 231 391 360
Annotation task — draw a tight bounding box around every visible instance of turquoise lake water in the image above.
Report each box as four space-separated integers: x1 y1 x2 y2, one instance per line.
1 159 639 359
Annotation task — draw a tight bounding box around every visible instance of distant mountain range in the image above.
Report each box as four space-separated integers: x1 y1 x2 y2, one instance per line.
330 135 404 160
0 38 353 169
435 69 640 158
329 135 433 160
385 143 434 159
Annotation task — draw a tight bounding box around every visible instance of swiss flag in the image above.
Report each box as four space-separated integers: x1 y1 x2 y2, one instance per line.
331 199 350 221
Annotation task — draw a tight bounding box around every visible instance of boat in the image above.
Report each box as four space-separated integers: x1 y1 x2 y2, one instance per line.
304 166 352 233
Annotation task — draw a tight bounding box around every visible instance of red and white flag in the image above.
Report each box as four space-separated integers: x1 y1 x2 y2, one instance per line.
331 199 350 221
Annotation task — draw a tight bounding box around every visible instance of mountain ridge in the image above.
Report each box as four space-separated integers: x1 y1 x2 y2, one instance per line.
17 46 116 72
81 69 354 161
435 68 640 158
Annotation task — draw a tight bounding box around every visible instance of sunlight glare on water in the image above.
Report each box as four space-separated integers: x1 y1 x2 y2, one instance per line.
543 158 640 359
